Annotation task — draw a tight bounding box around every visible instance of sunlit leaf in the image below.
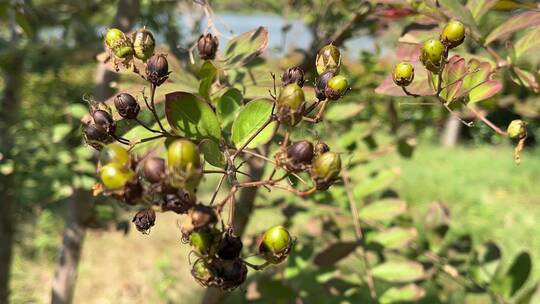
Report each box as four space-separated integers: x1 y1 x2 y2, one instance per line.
122 124 166 157
470 242 502 285
353 169 399 199
165 92 221 142
199 139 225 168
220 27 269 69
466 0 498 21
367 227 418 249
52 124 72 143
198 61 217 101
324 102 364 121
514 28 540 59
442 55 467 102
359 199 407 223
379 284 426 304
492 251 532 299
216 88 243 132
231 99 277 149
372 261 425 283
511 67 539 92
485 11 540 45
468 80 503 103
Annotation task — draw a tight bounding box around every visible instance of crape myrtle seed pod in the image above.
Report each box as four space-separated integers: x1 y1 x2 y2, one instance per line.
99 162 135 190
281 67 305 87
189 204 217 230
314 142 330 157
122 180 143 205
312 152 342 190
114 93 140 119
325 75 349 100
315 70 336 101
287 140 314 166
277 83 305 126
197 33 219 60
190 228 221 256
143 157 166 183
99 143 130 167
92 109 115 134
191 259 216 287
316 44 341 75
441 20 465 49
105 28 133 59
132 208 156 233
161 189 195 214
167 139 201 170
215 259 248 291
392 62 415 87
420 39 446 73
105 28 124 48
507 119 527 139
259 225 292 264
83 124 111 150
217 232 243 260
133 28 155 61
146 54 170 86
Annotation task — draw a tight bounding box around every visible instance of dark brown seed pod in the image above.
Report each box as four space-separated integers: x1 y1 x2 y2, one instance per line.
146 54 170 86
197 33 219 60
161 187 195 214
191 259 217 287
92 109 115 134
82 124 112 150
143 157 166 183
215 259 248 291
314 142 330 157
189 204 218 230
132 208 156 234
287 140 314 165
114 93 140 119
315 70 336 101
281 67 305 87
123 180 143 205
217 232 243 260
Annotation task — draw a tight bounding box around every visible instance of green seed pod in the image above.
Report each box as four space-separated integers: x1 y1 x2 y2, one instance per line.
167 139 202 190
99 162 135 190
420 39 446 73
190 229 221 256
277 83 306 126
325 75 349 100
259 225 292 264
312 152 341 190
392 62 415 87
316 44 341 75
440 20 465 49
105 28 133 59
507 119 527 139
133 28 155 61
99 143 130 167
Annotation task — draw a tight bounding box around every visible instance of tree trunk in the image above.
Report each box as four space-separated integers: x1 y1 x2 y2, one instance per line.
441 115 461 148
50 1 139 303
201 158 266 304
0 12 24 303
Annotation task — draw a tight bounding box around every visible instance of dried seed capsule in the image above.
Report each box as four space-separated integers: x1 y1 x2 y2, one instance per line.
315 71 337 101
146 54 170 86
161 187 195 214
215 259 247 291
114 93 140 119
316 44 341 75
133 28 155 61
420 39 446 73
281 67 305 87
83 124 112 150
132 208 156 233
143 157 166 184
314 142 330 157
92 110 115 134
122 180 143 205
507 119 527 139
197 33 219 60
259 225 292 264
217 232 243 260
325 75 349 100
287 140 314 166
312 152 341 190
99 143 130 166
441 20 465 49
392 62 415 87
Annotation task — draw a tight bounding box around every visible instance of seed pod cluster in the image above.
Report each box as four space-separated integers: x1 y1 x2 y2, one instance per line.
314 44 349 101
83 108 118 150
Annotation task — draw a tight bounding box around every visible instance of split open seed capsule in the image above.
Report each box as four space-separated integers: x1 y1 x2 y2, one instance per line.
133 28 155 61
316 44 341 75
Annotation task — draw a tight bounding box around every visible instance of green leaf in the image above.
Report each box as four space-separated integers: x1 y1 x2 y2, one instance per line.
221 27 268 69
216 88 242 132
199 60 217 79
372 261 425 283
511 67 539 92
165 92 221 142
324 102 364 121
199 139 225 168
231 99 277 149
468 80 503 103
52 124 72 143
485 11 540 45
66 104 88 119
353 169 399 199
313 241 358 267
15 11 34 38
122 125 165 157
198 61 217 101
380 284 426 304
492 251 532 299
466 0 498 22
367 227 418 249
438 0 480 36
359 199 407 223
514 28 540 59
463 59 492 90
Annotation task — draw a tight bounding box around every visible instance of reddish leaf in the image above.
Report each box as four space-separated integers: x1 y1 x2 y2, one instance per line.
468 80 503 103
442 55 467 102
313 241 358 267
485 11 540 45
512 67 539 92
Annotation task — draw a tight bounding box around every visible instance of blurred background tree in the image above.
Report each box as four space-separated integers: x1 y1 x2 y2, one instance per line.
0 0 539 303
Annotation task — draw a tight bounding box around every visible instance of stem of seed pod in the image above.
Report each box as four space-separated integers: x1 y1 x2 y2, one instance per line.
242 260 270 271
463 103 508 136
135 117 162 134
149 84 170 134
